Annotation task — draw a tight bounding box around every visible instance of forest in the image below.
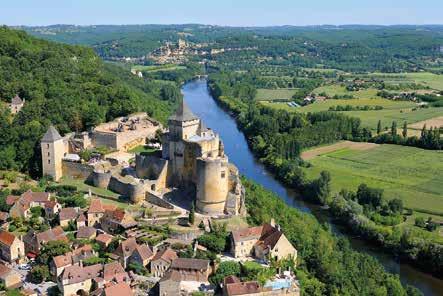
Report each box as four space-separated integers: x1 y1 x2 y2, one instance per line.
0 26 179 176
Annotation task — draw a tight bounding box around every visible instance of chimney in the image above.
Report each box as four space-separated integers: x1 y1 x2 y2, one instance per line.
270 218 276 227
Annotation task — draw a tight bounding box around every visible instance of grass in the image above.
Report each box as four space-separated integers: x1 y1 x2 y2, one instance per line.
312 85 382 99
262 100 443 131
131 64 186 73
359 72 443 91
128 145 158 154
302 144 443 217
255 88 298 101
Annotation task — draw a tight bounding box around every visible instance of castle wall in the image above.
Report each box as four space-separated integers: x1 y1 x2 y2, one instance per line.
91 170 112 189
108 176 146 203
147 192 174 209
195 158 229 215
93 131 118 150
135 154 169 191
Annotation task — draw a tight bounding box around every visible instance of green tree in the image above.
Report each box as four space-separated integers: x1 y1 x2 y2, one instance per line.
388 198 404 214
209 261 240 286
402 121 408 138
414 217 426 228
377 120 382 135
391 121 397 137
38 240 71 265
29 265 49 284
189 203 195 225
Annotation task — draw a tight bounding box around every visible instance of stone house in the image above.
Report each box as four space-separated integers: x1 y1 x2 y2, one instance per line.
76 213 87 228
76 226 97 240
58 262 130 296
158 270 181 296
87 199 110 227
151 248 178 278
9 94 25 114
23 226 68 254
0 230 25 263
230 221 297 263
129 244 153 267
169 258 210 282
50 244 96 277
8 190 61 219
223 275 300 296
59 207 79 228
114 237 152 268
101 208 137 234
0 263 21 289
104 282 133 296
95 233 114 248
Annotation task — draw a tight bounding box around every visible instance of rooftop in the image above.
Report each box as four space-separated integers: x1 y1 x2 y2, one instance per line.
41 126 62 142
168 100 198 122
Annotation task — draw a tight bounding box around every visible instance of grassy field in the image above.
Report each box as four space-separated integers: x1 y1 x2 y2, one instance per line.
360 72 443 91
255 88 298 101
262 100 443 131
302 144 443 217
312 85 382 99
131 64 186 73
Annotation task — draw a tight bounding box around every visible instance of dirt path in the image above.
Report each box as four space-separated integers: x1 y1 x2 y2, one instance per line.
301 141 378 160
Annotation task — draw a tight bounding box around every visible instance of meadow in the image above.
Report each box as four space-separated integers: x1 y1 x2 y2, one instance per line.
312 85 382 99
262 99 443 131
302 143 443 217
131 64 187 72
255 88 298 101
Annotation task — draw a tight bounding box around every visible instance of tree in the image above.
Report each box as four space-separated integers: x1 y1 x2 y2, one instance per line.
38 240 71 265
426 217 438 232
402 121 408 138
377 120 382 135
310 171 331 204
209 261 240 286
414 217 426 228
29 265 49 283
388 198 403 214
391 121 397 137
189 203 195 225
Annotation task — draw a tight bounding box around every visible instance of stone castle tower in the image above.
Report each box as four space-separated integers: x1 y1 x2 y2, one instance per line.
162 100 241 215
41 126 65 181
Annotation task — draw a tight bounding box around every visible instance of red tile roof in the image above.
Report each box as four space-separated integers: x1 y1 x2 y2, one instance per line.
76 227 96 239
59 208 78 221
103 261 127 282
61 264 102 285
36 226 68 244
152 248 177 264
0 230 17 247
226 281 261 296
0 263 13 278
6 195 19 206
170 258 209 271
88 199 105 213
104 282 133 296
134 244 153 261
95 233 113 245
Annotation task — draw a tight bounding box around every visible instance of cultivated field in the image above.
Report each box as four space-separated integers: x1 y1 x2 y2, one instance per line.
301 141 378 160
312 85 382 99
302 144 443 216
357 72 443 91
255 88 298 101
408 116 443 130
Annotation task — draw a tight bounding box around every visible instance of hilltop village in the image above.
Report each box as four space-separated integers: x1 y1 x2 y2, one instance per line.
0 100 300 296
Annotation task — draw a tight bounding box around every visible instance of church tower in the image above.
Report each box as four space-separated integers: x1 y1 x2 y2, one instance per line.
41 126 65 181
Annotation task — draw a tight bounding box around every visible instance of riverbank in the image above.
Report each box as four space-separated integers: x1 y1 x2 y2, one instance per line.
181 78 443 295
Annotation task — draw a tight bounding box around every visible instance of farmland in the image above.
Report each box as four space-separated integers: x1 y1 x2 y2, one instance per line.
131 64 187 72
255 88 298 101
301 143 443 217
312 85 382 99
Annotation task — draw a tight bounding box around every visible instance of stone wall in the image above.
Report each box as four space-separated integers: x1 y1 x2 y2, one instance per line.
107 176 146 203
147 192 174 209
62 161 94 181
91 170 112 189
93 131 118 150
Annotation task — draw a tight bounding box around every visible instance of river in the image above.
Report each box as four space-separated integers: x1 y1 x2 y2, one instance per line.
181 79 443 296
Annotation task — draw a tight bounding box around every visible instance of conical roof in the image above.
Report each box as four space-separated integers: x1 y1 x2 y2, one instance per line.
169 100 198 122
11 94 23 105
41 125 62 142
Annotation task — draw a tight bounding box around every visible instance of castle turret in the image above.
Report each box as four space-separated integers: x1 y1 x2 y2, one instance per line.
41 126 65 181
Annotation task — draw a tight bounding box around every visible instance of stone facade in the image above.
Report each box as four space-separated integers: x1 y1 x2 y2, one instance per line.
0 231 25 263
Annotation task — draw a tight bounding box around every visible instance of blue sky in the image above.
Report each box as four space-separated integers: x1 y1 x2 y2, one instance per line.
2 0 442 26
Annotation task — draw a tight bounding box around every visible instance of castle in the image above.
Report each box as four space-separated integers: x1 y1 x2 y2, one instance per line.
41 102 245 216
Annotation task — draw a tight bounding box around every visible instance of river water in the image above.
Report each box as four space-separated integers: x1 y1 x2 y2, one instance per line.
181 79 443 296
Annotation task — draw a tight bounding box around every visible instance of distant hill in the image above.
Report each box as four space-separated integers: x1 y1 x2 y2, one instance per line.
0 26 177 175
20 24 443 72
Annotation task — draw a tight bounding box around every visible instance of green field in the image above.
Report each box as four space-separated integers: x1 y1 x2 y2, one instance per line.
359 72 443 91
262 99 443 131
131 64 186 73
312 85 382 99
255 88 298 101
302 144 443 216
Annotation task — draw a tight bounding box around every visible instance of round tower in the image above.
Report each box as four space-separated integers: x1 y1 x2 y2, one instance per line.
195 158 229 215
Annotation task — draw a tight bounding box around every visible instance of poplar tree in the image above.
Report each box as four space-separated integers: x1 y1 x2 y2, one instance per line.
377 120 382 135
402 121 408 138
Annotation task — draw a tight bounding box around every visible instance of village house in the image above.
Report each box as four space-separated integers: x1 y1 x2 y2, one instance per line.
114 237 153 268
50 244 96 277
101 208 137 234
87 199 109 227
0 263 21 289
9 94 25 114
223 274 300 296
58 261 131 296
76 213 87 228
23 226 68 255
151 248 178 278
104 282 134 296
0 212 9 225
0 230 25 263
230 221 297 263
158 270 181 296
59 207 79 227
76 226 97 240
8 190 61 219
169 258 210 282
95 233 114 248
